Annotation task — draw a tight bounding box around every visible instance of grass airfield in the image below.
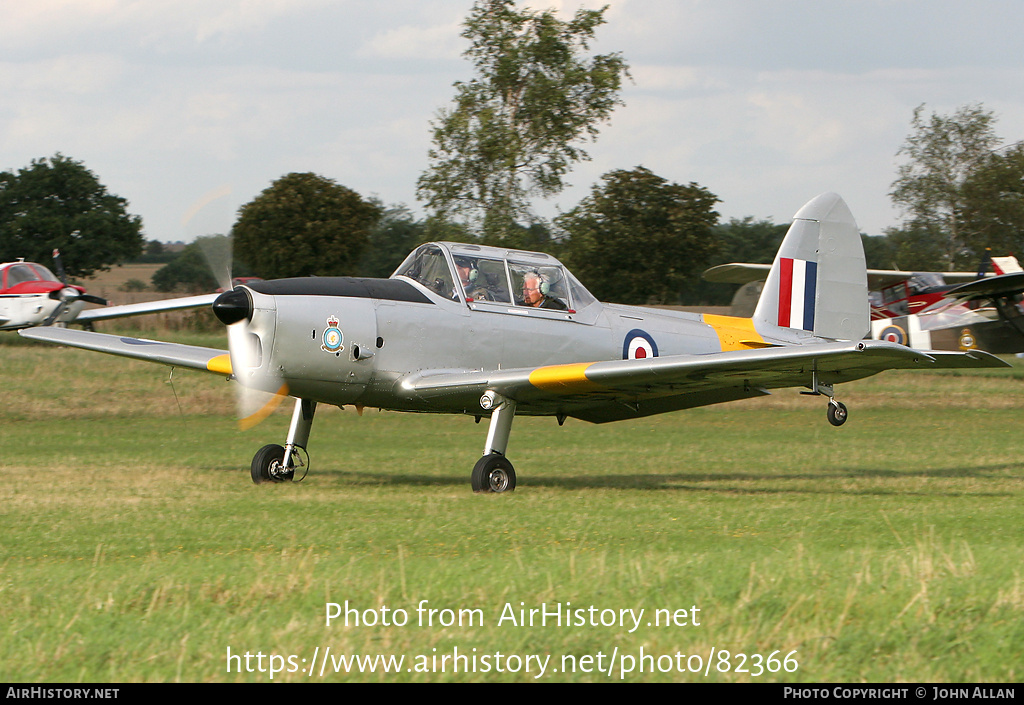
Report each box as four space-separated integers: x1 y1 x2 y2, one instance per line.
1 330 1022 682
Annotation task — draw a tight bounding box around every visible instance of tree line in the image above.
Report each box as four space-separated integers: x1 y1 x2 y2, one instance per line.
3 1 1023 306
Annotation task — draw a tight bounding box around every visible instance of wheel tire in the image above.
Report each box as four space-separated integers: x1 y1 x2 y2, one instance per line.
827 401 848 427
251 443 293 484
471 454 516 493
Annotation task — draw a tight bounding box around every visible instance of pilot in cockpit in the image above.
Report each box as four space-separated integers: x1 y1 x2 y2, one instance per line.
454 256 473 289
454 255 500 302
452 255 475 300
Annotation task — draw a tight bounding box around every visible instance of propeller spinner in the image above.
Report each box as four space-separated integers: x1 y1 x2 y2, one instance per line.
212 286 287 429
212 287 253 325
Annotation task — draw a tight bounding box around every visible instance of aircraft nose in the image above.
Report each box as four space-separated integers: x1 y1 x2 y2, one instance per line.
213 287 253 325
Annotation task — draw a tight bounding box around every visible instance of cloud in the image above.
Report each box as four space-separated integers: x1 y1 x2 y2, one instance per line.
359 21 464 61
3 1 1023 240
0 0 340 51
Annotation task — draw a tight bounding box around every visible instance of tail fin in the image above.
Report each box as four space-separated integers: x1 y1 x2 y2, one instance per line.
752 192 868 341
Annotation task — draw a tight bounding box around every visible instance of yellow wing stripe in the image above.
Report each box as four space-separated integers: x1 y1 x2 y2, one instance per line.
207 354 233 376
703 314 770 351
529 362 601 392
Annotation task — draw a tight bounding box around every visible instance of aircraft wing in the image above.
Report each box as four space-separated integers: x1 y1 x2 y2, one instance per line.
75 293 219 323
940 272 1024 301
701 263 771 284
399 340 1007 423
702 263 982 289
18 327 232 376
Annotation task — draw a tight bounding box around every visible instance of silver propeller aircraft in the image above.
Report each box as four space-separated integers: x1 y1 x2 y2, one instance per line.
20 193 1006 492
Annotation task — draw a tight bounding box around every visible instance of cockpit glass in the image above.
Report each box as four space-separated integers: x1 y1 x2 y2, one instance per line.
457 257 511 304
394 243 597 314
566 271 596 309
5 265 41 286
37 266 59 282
907 273 944 294
508 262 570 310
394 245 457 299
882 282 907 303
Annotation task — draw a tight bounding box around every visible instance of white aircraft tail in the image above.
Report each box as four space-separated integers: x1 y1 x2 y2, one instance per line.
752 193 869 341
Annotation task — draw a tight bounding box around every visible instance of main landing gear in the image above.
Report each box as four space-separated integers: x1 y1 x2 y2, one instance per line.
246 392 520 493
251 398 317 484
826 398 848 426
472 391 518 493
802 372 848 428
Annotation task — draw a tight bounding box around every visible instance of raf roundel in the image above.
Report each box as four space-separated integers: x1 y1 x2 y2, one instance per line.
959 328 977 350
321 316 344 354
622 329 659 360
878 324 906 346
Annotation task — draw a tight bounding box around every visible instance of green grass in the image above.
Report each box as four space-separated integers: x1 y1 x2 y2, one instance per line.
1 336 1022 682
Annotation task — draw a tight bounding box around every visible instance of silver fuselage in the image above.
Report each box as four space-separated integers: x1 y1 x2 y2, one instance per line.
238 276 742 416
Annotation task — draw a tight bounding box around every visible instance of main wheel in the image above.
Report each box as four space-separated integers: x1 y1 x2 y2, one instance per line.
251 443 294 484
471 454 516 493
827 401 848 427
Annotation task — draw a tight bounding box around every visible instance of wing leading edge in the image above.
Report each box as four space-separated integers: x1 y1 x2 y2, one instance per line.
398 341 1007 423
18 326 232 376
75 293 220 323
703 263 983 290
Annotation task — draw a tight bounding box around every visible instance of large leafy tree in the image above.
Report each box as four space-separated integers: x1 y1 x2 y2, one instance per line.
417 0 629 240
558 167 720 305
152 234 256 293
0 154 143 278
961 141 1024 260
233 173 382 278
357 204 426 279
688 218 789 306
889 103 1001 269
152 240 219 293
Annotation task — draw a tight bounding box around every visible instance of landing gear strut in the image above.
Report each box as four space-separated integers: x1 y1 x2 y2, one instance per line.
803 370 848 428
251 398 317 484
473 391 517 493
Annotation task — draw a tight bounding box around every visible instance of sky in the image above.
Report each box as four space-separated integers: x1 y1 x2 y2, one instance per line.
2 0 1023 244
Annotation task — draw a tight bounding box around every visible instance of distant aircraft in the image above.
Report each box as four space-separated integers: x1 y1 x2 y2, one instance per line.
0 252 106 329
0 250 216 331
21 194 1006 493
905 264 1024 353
704 254 1024 353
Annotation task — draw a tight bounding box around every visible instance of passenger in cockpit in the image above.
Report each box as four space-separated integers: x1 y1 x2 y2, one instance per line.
521 271 567 310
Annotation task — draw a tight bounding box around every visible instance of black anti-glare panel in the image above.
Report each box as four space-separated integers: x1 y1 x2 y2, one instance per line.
248 277 434 304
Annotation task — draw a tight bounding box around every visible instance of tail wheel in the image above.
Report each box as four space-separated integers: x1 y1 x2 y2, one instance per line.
827 400 848 427
251 443 294 484
471 454 516 493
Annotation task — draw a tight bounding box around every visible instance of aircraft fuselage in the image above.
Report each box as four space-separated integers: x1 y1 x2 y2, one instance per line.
234 276 778 417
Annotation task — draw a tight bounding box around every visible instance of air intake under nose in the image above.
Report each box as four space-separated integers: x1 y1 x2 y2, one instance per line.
213 287 253 325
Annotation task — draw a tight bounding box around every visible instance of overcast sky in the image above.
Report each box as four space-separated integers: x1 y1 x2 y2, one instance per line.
3 0 1023 245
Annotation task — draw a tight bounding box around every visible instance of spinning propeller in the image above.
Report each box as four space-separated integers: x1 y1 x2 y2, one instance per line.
41 249 108 326
203 238 289 429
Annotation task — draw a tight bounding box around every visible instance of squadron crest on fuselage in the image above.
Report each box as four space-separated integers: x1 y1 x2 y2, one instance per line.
321 316 344 354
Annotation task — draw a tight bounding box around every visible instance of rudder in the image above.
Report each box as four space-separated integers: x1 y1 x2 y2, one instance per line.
753 193 868 341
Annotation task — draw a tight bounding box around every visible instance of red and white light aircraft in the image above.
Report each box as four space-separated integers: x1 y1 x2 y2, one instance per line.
0 251 216 331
